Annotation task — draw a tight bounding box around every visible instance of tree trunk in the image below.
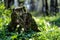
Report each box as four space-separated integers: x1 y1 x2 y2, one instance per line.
42 0 45 13
42 0 48 16
50 0 58 13
45 0 49 15
55 0 58 13
4 0 14 9
30 0 35 11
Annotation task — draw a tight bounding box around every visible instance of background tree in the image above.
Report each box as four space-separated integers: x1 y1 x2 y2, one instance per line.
55 0 58 13
42 0 48 16
50 0 58 13
45 0 48 15
30 0 35 11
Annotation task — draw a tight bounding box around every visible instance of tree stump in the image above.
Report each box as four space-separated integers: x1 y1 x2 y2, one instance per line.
7 6 40 33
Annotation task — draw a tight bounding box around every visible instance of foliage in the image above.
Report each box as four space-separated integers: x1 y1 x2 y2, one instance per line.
0 3 60 40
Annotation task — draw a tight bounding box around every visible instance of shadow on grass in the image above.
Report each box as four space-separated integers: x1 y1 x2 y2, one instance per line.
50 18 60 27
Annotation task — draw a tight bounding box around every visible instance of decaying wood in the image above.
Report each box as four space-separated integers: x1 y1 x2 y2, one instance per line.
7 6 40 33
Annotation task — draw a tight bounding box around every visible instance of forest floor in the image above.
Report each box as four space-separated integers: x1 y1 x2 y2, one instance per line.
0 4 60 40
0 12 60 40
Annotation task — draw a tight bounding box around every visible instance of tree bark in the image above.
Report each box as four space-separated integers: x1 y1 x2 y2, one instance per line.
45 0 49 15
50 0 58 13
42 0 49 16
55 0 58 13
30 0 35 11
